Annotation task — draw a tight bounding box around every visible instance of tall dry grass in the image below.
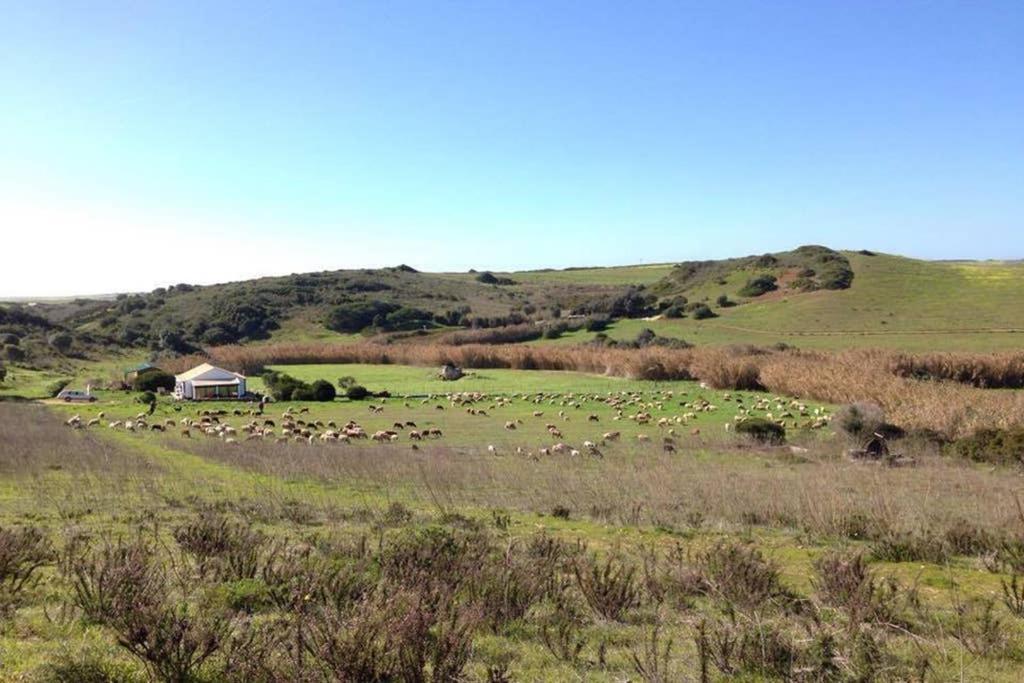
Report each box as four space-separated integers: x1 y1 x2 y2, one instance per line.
161 342 1024 438
175 435 1024 545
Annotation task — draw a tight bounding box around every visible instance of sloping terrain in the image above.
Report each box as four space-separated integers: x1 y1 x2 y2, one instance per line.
4 247 1024 373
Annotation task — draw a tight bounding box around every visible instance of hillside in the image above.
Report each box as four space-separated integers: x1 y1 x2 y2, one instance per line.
3 247 1024 376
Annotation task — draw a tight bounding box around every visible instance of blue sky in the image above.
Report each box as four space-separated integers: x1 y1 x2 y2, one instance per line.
2 1 1022 296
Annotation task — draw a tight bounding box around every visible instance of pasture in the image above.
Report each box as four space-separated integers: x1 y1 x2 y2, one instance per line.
3 363 1024 680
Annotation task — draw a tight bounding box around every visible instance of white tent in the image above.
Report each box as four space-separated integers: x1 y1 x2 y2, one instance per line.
174 363 247 400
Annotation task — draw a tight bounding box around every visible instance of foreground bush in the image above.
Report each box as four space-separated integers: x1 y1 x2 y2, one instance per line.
735 418 786 444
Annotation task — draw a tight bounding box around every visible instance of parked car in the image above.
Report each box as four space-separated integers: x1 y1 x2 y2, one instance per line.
57 389 96 403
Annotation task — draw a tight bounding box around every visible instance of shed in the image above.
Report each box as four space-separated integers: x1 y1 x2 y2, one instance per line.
174 363 247 400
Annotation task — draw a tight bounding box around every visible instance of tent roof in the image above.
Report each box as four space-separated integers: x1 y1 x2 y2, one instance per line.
190 379 241 387
176 362 246 382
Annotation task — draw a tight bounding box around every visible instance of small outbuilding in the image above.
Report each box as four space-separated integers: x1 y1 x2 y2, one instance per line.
174 363 247 400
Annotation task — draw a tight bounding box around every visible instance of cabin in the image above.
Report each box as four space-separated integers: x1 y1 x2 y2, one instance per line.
174 363 247 400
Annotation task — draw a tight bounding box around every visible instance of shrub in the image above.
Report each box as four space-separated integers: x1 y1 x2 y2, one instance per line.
950 427 1024 466
0 333 18 346
47 378 72 398
132 368 175 393
0 526 53 616
346 385 370 401
324 300 399 333
585 316 610 332
690 304 716 320
136 391 156 406
698 541 785 609
715 294 735 308
48 332 74 354
262 370 311 402
662 306 684 319
738 274 778 297
735 418 785 444
476 271 515 286
310 379 336 402
0 365 5 383
573 552 641 621
835 402 886 440
173 512 266 582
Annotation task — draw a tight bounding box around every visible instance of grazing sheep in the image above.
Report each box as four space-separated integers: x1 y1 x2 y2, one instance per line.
487 445 497 455
86 417 100 427
602 431 621 442
504 421 516 430
587 414 599 422
637 434 650 442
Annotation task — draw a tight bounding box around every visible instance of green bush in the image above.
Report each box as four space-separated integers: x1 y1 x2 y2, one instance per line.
48 332 74 354
132 368 175 393
346 385 370 401
47 379 72 398
310 379 337 402
690 304 716 320
137 391 156 405
585 316 610 332
735 418 786 444
0 365 5 383
738 274 778 297
262 370 310 401
3 344 25 362
715 294 733 307
949 428 1024 466
662 306 684 319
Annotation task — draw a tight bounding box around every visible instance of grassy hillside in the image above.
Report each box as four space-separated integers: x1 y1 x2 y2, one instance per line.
538 252 1024 351
4 248 1024 378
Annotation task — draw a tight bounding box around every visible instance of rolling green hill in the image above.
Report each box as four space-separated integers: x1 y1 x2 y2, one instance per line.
4 248 1023 375
535 252 1024 351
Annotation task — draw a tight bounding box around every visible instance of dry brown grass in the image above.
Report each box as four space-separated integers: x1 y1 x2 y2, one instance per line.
162 342 1024 438
174 435 1024 546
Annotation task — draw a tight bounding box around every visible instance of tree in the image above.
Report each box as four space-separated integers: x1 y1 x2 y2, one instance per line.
0 364 6 383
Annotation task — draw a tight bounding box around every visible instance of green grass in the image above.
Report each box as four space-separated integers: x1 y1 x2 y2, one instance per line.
530 253 1024 351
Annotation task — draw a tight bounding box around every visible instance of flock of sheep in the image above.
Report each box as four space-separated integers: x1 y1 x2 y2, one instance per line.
61 387 832 460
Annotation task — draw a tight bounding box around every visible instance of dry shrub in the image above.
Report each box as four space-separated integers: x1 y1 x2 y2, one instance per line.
0 526 53 616
174 511 267 582
812 551 903 626
573 551 641 621
696 615 797 679
697 541 786 610
65 537 236 682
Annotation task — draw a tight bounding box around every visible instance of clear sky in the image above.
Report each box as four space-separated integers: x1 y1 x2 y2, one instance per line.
2 1 1022 297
